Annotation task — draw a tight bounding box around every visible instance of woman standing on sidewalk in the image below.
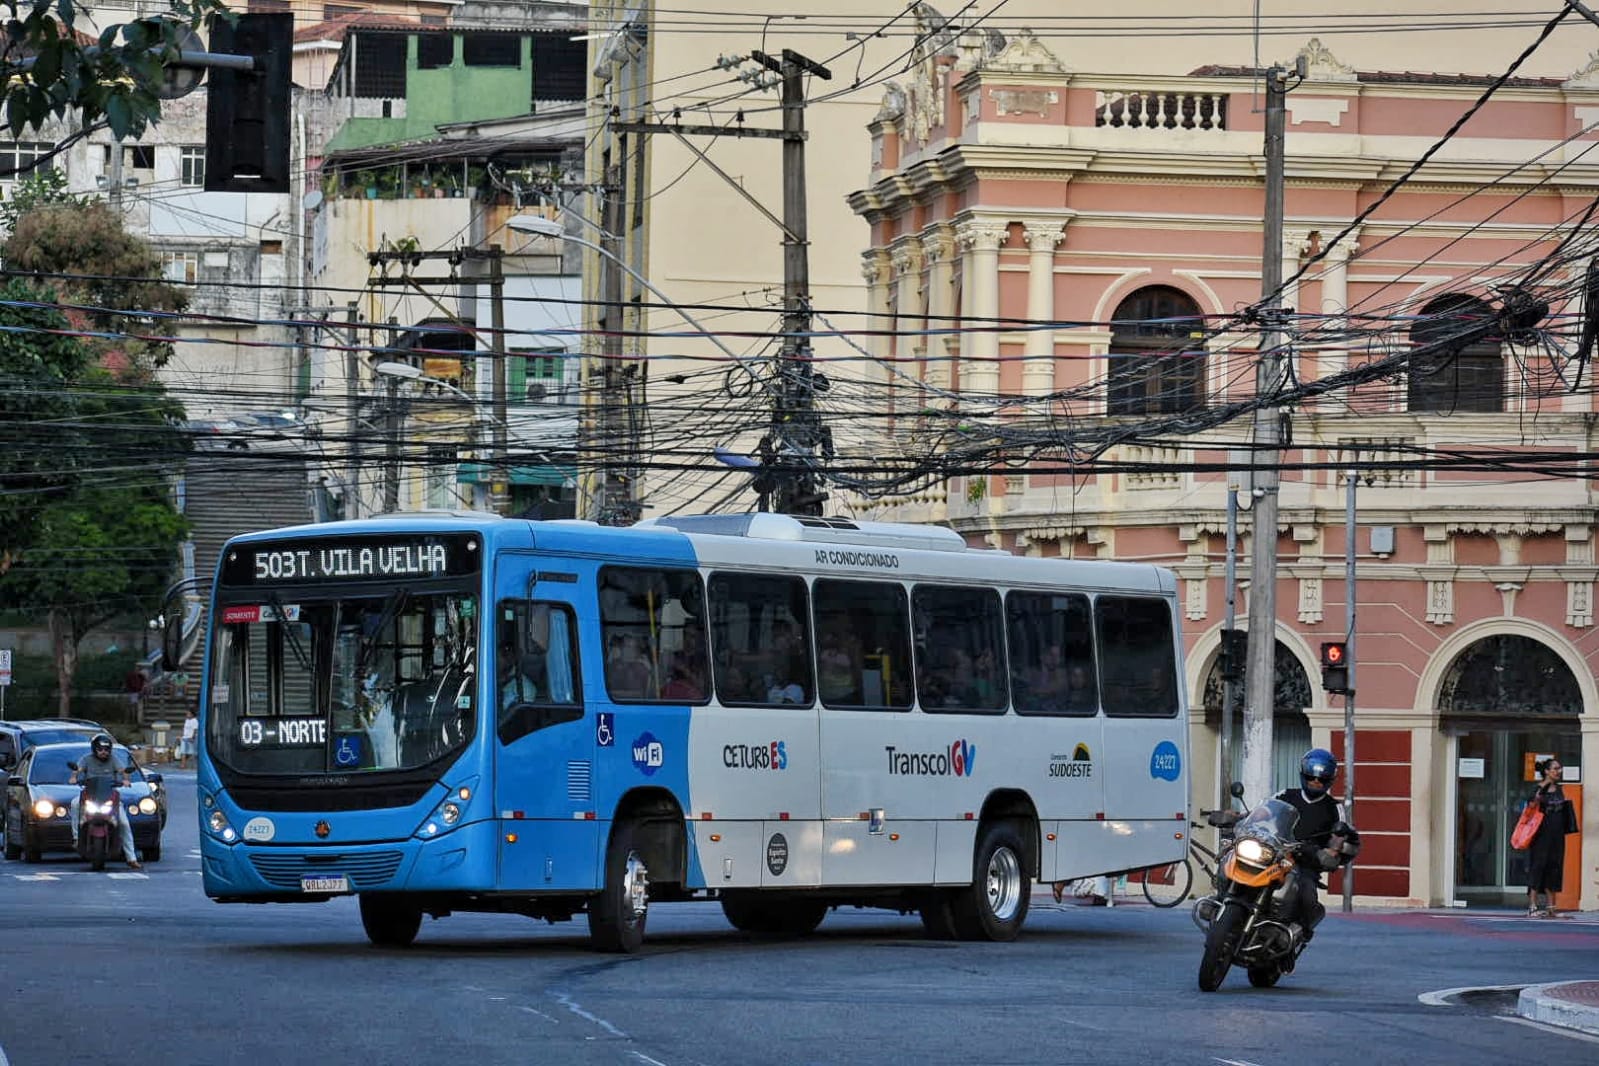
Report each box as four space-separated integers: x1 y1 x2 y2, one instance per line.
1526 758 1578 916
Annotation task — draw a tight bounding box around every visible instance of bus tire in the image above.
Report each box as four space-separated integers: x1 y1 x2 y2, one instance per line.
360 894 422 948
589 819 649 953
951 820 1031 942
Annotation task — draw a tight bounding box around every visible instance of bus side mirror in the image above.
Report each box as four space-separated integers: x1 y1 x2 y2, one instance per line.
1229 781 1246 799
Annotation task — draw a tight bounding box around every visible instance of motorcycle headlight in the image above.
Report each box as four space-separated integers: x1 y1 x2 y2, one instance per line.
33 798 54 818
138 797 158 815
1236 838 1274 865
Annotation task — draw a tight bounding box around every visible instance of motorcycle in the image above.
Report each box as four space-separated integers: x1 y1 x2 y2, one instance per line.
1191 793 1358 992
77 776 121 872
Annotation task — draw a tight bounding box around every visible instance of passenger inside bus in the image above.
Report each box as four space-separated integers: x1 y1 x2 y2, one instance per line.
606 632 655 699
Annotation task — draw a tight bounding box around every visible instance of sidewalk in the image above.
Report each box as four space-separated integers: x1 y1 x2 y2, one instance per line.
1518 981 1599 1036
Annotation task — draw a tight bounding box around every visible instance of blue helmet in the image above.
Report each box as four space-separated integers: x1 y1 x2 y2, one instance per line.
1300 748 1338 796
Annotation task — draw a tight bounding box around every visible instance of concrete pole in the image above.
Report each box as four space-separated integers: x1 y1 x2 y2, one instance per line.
1222 483 1239 808
1343 468 1358 912
1242 65 1290 806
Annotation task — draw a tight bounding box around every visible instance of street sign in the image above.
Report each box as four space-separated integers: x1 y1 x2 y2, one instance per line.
0 648 12 686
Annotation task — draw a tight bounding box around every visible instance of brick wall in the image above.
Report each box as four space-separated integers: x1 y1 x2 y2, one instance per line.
1328 729 1411 898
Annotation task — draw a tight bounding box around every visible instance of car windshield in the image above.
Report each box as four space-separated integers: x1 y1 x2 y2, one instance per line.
24 728 99 748
30 745 143 785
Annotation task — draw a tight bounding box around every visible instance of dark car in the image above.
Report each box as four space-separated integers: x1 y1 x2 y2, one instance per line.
2 742 166 863
0 719 106 772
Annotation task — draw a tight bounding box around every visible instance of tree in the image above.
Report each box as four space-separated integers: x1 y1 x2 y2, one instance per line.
0 275 93 569
0 362 188 716
0 1 232 145
1 181 189 369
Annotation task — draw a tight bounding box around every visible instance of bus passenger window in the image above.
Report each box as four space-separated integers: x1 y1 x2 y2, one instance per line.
1007 591 1098 716
598 566 708 704
912 585 1007 714
1095 596 1178 717
814 579 913 711
709 573 811 707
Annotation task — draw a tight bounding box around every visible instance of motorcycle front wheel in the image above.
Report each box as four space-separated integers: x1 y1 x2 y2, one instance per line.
87 833 108 872
1248 964 1282 988
1198 900 1246 991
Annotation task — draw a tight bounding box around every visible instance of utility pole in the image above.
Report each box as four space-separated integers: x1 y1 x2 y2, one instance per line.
597 158 639 525
1342 466 1358 913
344 301 362 519
489 245 509 515
1222 482 1239 806
1242 64 1292 806
383 372 402 513
754 48 832 516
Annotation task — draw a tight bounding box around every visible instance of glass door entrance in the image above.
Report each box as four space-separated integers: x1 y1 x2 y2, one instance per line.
1455 729 1580 907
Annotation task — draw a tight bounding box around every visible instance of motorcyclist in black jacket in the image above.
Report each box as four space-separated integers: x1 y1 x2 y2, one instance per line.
1272 748 1359 940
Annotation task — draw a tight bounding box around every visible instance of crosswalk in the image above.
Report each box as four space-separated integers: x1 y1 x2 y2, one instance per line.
5 847 201 880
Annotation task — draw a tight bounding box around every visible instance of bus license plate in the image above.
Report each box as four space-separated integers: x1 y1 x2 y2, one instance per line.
301 875 350 894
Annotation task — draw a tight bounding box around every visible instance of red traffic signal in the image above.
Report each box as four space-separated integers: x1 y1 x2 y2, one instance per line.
1320 641 1347 667
1320 641 1350 694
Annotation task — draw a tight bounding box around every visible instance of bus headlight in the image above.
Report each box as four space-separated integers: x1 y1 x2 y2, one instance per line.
415 777 477 839
208 808 237 841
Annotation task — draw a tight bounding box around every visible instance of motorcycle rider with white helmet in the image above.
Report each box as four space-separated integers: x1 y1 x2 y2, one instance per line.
69 733 142 870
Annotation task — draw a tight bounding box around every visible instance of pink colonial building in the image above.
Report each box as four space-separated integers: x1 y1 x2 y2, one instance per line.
848 32 1599 909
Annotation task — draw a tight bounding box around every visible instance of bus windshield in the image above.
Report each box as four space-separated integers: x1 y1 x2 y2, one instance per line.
208 591 479 775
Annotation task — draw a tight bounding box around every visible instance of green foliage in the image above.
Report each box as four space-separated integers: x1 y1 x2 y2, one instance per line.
0 168 94 234
1 199 189 368
0 1 235 141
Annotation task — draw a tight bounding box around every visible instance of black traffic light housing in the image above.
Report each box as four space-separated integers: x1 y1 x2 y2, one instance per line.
205 13 293 193
1320 641 1350 694
1218 627 1247 681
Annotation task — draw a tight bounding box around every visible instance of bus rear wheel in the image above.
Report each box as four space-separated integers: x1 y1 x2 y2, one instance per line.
360 894 422 948
951 820 1030 942
589 820 649 953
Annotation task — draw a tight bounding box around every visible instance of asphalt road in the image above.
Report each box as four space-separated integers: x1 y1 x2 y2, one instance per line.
1 774 1595 1066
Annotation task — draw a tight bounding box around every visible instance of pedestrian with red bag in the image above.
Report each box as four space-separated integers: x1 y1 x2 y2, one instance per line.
1521 758 1576 917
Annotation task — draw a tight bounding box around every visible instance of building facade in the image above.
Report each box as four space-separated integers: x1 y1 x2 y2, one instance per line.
846 31 1599 909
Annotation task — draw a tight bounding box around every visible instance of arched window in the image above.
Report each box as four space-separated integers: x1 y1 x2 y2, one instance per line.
1106 285 1206 415
1201 638 1313 790
1407 294 1502 412
1437 634 1580 725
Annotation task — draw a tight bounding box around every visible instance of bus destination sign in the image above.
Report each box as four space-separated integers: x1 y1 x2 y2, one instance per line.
220 534 480 586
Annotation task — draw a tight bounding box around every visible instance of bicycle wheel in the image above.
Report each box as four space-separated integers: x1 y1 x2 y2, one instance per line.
1140 857 1194 908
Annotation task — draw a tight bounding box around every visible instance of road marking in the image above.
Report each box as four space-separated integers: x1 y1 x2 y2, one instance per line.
1495 1015 1599 1045
517 1006 557 1024
1213 1059 1267 1066
106 872 148 880
13 874 59 881
550 991 628 1039
625 1052 668 1066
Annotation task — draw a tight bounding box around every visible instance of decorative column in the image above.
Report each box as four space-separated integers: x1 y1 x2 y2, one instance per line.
861 249 893 365
920 225 956 391
955 218 1008 399
1281 228 1312 317
1421 526 1455 626
1563 525 1596 627
890 237 925 365
1021 219 1065 396
1320 236 1356 371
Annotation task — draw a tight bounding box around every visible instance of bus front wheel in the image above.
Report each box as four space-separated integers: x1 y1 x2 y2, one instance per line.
360 894 422 948
589 820 649 953
951 820 1031 942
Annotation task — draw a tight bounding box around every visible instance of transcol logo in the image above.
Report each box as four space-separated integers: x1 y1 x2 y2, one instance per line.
885 739 977 777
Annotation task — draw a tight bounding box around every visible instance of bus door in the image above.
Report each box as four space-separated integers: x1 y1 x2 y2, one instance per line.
1093 595 1188 872
492 581 593 892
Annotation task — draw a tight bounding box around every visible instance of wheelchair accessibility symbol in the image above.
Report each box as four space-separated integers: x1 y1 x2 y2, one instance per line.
596 713 614 748
334 735 363 767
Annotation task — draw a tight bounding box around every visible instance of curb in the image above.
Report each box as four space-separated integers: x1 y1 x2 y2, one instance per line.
1516 981 1599 1036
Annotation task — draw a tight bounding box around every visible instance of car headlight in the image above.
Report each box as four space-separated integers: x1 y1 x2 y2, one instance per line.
1236 838 1274 865
33 798 54 818
138 797 158 815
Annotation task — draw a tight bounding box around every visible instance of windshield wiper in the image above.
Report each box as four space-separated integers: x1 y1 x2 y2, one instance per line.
265 591 312 673
354 588 410 680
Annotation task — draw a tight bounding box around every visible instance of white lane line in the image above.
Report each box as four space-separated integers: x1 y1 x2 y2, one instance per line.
13 874 60 881
106 872 149 880
1 1037 10 1066
550 991 629 1039
1213 1059 1267 1066
1495 1015 1599 1045
1418 983 1527 1007
625 1052 668 1066
517 1005 557 1024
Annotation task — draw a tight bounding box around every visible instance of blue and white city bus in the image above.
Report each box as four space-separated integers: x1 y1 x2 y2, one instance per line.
197 511 1189 951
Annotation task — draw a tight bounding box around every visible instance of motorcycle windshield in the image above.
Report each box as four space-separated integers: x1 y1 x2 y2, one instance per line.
1235 799 1301 843
81 777 117 803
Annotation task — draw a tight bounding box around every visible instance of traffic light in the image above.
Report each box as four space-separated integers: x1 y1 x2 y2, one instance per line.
1218 627 1247 681
205 13 293 193
1320 641 1350 694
